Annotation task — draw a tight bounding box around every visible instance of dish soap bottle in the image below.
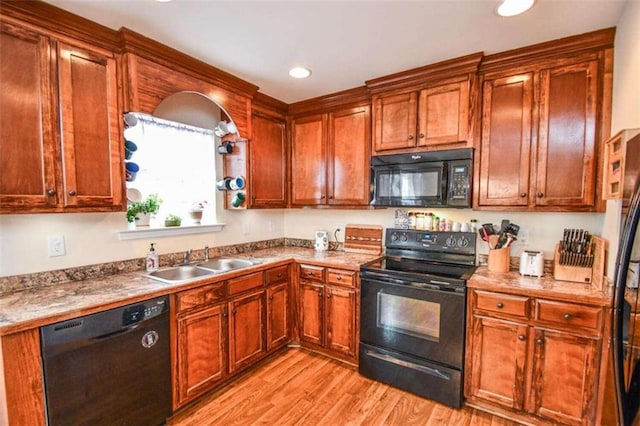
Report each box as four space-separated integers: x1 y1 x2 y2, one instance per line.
146 243 159 272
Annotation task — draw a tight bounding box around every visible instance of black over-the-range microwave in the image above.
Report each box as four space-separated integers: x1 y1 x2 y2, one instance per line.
370 148 473 208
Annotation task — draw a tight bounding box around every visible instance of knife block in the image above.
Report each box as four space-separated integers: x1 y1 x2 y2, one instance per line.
552 236 608 287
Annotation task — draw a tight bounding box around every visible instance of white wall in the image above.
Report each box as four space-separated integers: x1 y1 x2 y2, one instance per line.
602 0 640 276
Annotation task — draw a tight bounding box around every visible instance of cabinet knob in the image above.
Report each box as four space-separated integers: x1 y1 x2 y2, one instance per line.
68 190 77 196
277 273 282 278
536 338 544 345
518 335 526 341
419 133 425 139
269 295 274 301
47 189 56 196
318 292 323 297
563 313 571 320
321 195 326 200
232 309 237 315
537 192 544 198
520 192 527 197
327 293 332 299
336 275 342 281
496 302 504 309
408 135 414 140
223 312 228 317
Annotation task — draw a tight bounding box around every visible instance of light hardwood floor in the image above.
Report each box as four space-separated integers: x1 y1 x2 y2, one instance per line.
168 348 522 426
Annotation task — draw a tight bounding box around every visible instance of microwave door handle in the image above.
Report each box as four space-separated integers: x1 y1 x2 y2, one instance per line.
441 162 448 201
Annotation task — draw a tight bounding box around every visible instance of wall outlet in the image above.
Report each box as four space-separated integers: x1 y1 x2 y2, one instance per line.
268 220 273 233
242 223 250 235
48 235 66 257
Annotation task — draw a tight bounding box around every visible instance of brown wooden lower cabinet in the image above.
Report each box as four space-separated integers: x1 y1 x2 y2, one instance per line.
465 287 607 426
298 264 358 363
174 264 291 409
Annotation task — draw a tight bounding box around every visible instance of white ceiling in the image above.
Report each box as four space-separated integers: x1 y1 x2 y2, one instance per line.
45 0 627 104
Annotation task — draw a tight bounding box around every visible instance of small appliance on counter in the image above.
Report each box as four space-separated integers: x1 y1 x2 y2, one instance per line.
519 250 544 277
314 230 329 251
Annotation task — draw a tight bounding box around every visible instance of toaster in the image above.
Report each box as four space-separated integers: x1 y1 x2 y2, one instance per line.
520 250 544 277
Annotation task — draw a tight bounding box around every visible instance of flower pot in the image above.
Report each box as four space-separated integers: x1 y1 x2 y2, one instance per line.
136 212 151 227
188 210 203 224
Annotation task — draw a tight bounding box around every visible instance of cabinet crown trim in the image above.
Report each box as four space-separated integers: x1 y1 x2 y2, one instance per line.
365 52 483 94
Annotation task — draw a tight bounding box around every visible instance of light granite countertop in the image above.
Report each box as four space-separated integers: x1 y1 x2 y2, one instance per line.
469 266 612 307
0 247 381 336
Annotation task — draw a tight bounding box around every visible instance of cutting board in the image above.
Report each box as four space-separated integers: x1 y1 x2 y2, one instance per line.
343 225 383 255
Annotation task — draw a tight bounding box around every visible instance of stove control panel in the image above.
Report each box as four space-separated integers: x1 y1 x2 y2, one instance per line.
386 228 476 255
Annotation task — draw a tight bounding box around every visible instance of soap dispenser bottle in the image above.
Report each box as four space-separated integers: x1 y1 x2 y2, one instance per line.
146 243 159 272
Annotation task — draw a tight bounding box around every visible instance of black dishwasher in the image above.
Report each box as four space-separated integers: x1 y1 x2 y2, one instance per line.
40 296 172 426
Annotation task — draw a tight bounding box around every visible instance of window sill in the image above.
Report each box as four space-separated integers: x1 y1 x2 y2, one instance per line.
117 223 226 241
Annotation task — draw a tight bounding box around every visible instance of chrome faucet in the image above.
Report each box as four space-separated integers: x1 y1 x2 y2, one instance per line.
204 245 210 261
182 249 192 265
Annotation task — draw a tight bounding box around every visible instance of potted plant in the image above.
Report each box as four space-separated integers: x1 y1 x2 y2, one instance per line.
188 200 208 224
126 193 162 227
164 214 182 227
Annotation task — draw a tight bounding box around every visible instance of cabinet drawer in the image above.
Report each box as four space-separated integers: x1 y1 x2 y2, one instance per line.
474 290 530 319
535 299 602 331
177 283 225 312
327 269 356 288
299 264 325 282
228 271 264 296
266 265 289 285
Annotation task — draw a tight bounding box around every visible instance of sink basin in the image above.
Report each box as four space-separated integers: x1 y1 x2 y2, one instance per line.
146 265 216 283
197 258 257 272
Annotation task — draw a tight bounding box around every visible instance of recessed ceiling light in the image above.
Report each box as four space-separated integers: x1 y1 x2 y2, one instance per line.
155 0 173 3
496 0 535 16
289 67 312 79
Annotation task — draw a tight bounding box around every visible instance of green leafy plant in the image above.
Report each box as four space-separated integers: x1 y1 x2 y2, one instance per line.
126 193 162 223
164 214 182 227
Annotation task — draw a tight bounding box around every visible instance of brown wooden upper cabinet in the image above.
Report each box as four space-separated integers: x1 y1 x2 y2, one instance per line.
249 110 287 208
290 105 371 207
372 81 470 154
476 29 614 212
0 19 123 213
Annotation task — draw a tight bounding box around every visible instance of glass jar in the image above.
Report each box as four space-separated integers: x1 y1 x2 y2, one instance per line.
415 212 425 230
432 215 439 231
408 212 417 229
424 212 433 230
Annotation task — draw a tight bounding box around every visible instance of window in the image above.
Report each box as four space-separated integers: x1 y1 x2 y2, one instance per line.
123 113 217 226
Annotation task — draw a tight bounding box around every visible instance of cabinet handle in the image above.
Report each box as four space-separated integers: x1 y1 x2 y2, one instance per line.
321 195 326 199
518 335 526 341
47 189 56 196
536 338 544 345
327 293 332 299
68 190 77 196
408 135 414 140
336 275 342 281
520 192 527 197
563 313 572 320
232 309 237 315
329 195 334 199
419 133 425 139
496 302 504 309
537 192 544 198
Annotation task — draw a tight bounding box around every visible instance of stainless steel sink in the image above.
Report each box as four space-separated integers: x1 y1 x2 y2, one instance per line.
197 258 257 272
146 265 216 283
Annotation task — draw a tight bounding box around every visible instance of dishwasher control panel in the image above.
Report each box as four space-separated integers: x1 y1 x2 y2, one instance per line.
123 298 167 326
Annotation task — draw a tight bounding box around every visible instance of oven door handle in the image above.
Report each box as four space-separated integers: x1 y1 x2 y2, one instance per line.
364 348 451 380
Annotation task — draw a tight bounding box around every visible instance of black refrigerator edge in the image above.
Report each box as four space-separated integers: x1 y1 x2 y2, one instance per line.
611 134 640 426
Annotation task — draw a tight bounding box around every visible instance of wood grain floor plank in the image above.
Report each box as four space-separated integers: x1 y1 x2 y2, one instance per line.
169 348 523 426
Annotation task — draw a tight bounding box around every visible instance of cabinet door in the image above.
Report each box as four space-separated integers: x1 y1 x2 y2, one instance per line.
291 114 326 206
299 281 324 346
529 328 600 425
373 92 417 153
468 316 529 410
417 81 469 147
228 290 265 373
57 41 123 209
325 285 356 358
250 112 287 208
176 304 227 407
327 106 371 205
266 282 289 351
478 73 533 207
536 60 599 208
0 21 59 211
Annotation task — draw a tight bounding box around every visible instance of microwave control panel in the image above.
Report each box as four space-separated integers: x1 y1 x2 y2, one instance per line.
447 159 471 206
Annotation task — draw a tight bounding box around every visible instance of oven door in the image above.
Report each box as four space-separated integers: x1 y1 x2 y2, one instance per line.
360 272 466 369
